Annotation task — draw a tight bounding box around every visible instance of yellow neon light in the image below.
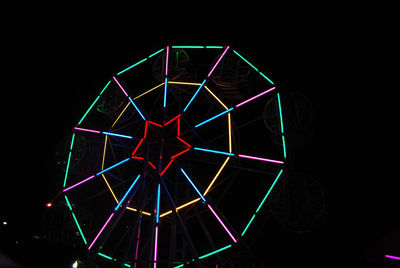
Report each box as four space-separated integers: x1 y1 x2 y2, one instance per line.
102 174 119 203
133 83 165 100
168 81 201 86
160 198 201 218
204 85 228 110
204 157 230 195
111 101 131 128
228 113 232 153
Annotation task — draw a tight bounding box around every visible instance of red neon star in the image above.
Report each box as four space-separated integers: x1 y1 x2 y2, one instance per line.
131 114 191 176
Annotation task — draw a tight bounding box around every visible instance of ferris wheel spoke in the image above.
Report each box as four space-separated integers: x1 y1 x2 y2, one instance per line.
237 154 284 165
74 126 135 140
179 168 237 243
63 158 131 192
88 174 141 251
183 46 230 113
160 177 200 261
113 76 147 121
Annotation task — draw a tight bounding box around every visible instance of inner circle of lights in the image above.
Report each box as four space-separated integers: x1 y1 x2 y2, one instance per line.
62 45 287 267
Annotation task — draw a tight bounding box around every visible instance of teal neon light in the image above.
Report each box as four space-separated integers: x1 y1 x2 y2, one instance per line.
98 252 115 261
255 169 283 213
78 80 111 125
240 170 284 237
232 49 274 85
117 48 165 76
63 133 75 187
65 195 87 245
241 214 256 236
277 93 286 158
199 244 232 259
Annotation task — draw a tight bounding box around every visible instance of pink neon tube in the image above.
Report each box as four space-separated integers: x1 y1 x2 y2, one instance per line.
238 154 284 164
113 76 129 96
88 212 115 250
74 127 101 134
235 87 276 108
165 46 169 76
207 46 230 78
153 225 159 268
207 204 237 243
63 175 95 192
385 255 400 261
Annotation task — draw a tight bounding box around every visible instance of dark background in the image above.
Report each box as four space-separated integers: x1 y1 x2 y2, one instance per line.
1 4 398 267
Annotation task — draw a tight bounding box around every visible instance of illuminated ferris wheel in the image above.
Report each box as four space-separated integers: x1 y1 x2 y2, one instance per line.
61 45 286 267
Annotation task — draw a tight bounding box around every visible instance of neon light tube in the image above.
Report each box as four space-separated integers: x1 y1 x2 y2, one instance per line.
255 169 283 213
385 255 400 261
238 154 284 164
65 195 87 244
113 76 129 96
102 132 133 139
172 45 204 48
128 97 146 121
259 71 274 85
63 134 75 187
176 136 191 148
88 212 115 250
102 174 119 203
207 46 230 78
232 50 259 72
195 108 233 128
63 175 95 192
98 252 115 261
164 114 181 126
134 215 142 268
232 50 274 85
204 85 228 110
153 225 159 268
171 148 190 159
96 158 131 176
204 156 230 195
163 78 168 108
114 174 141 211
277 93 286 159
160 159 174 176
180 168 206 203
133 82 165 100
207 204 237 243
241 214 256 236
198 244 232 260
165 46 169 76
131 138 144 156
148 48 165 58
74 127 101 134
159 198 200 218
156 184 160 223
78 81 111 125
148 121 163 127
235 87 276 108
205 46 224 49
183 79 206 112
228 113 232 153
193 147 234 156
117 58 147 76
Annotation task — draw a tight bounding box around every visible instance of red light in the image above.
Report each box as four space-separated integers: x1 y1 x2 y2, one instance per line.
46 202 52 208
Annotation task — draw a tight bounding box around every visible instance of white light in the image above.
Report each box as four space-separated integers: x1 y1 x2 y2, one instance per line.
72 260 78 268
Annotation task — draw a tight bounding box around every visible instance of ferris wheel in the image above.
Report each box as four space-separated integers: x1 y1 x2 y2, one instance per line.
61 45 286 267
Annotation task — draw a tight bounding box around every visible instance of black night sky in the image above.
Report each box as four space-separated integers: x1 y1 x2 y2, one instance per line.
1 4 398 268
